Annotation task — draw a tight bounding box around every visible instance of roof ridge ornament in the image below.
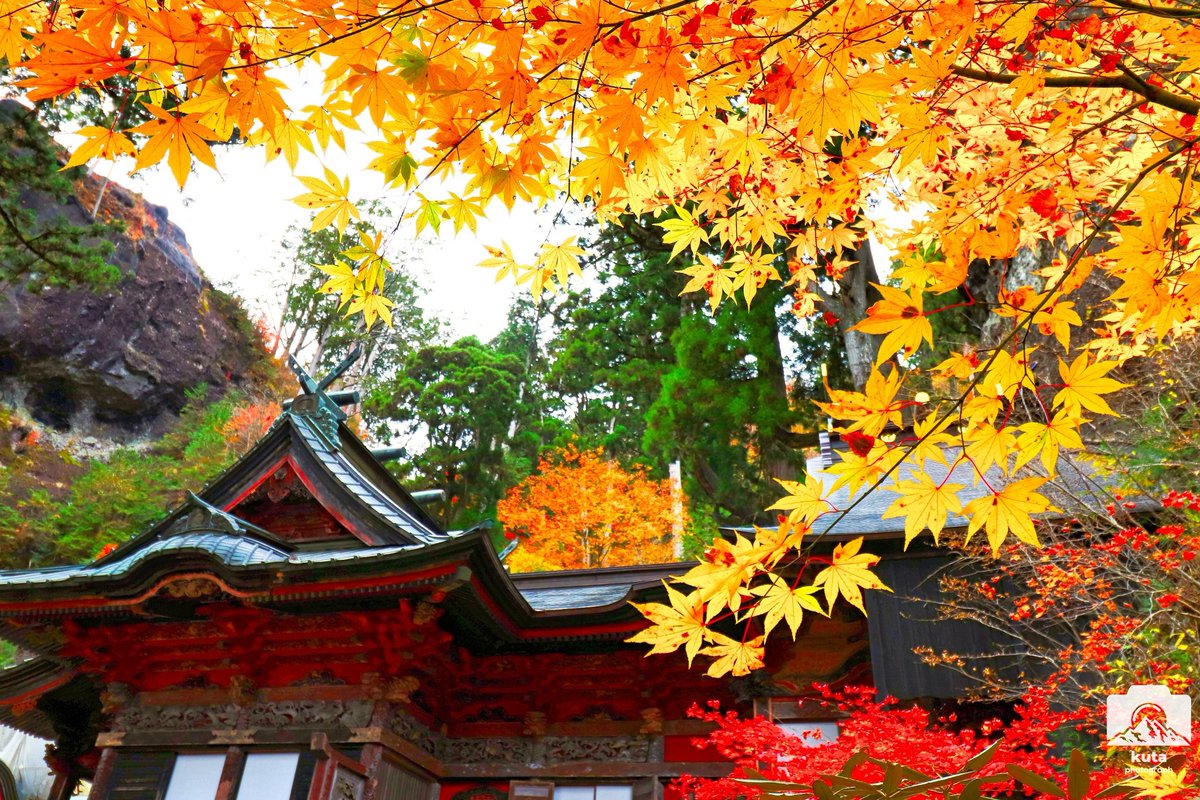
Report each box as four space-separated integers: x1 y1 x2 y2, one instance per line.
182 491 249 535
285 344 362 447
177 492 294 551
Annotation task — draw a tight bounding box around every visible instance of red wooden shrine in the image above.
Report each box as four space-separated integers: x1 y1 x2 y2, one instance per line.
0 379 872 800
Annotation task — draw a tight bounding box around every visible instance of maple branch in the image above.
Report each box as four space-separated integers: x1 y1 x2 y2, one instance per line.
597 0 704 30
805 140 1193 548
950 65 1200 116
1098 0 1200 18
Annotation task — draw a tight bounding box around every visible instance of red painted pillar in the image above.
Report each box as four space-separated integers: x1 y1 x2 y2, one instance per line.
49 772 78 800
86 748 119 800
214 747 244 800
359 743 383 800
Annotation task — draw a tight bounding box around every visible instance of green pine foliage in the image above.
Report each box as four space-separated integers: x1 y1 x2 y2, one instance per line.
0 102 121 291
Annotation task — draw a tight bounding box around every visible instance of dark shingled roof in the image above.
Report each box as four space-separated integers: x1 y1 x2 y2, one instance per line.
0 532 290 587
519 584 635 611
291 415 447 544
0 658 65 738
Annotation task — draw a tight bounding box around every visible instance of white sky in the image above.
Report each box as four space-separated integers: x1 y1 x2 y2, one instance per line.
74 136 561 343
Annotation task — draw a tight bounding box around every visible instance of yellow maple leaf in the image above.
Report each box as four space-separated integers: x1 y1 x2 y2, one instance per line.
826 442 905 498
726 249 781 306
768 475 831 524
882 474 964 546
315 261 358 305
679 257 737 311
1053 354 1130 416
535 236 586 286
700 631 766 678
964 422 1017 477
755 518 809 568
130 105 219 189
658 205 709 261
676 534 769 621
1031 301 1082 349
1124 766 1192 800
906 411 955 468
852 285 933 363
982 347 1037 401
261 118 315 171
748 575 826 638
812 537 891 614
963 477 1053 554
628 584 710 666
573 144 628 199
1015 410 1085 476
719 127 771 172
444 193 485 234
293 168 359 232
63 126 136 168
816 368 904 436
411 193 446 235
346 287 393 330
341 230 390 289
934 350 980 380
480 242 524 283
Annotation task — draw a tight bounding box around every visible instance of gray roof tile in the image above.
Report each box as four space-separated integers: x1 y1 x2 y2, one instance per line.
519 585 633 611
292 417 446 544
0 533 289 587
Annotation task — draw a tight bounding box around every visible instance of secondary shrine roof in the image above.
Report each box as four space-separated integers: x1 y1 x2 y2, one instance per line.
0 347 701 678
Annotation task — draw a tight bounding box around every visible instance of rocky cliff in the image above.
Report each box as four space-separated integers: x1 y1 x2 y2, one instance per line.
0 101 273 441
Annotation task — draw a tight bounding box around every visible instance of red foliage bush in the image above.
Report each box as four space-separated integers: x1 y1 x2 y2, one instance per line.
677 686 1132 800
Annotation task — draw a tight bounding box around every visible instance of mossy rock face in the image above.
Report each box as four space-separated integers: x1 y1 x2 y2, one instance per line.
0 101 271 441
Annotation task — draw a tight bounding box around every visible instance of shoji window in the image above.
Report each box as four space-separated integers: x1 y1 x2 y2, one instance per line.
161 754 225 800
235 753 301 800
554 786 634 800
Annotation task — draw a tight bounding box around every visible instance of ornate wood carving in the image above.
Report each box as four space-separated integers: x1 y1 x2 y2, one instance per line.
441 737 535 764
115 704 241 731
161 577 225 600
541 736 652 763
113 700 372 732
387 710 442 755
330 767 365 800
245 700 371 729
437 735 654 765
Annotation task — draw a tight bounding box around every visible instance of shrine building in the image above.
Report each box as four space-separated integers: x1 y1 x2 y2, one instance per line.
0 374 1021 800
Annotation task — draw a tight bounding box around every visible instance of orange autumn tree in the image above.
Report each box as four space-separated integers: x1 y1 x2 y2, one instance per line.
10 0 1200 675
497 446 681 572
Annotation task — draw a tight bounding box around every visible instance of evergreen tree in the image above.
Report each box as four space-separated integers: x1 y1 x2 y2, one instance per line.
0 102 119 291
644 281 804 525
363 336 526 530
545 217 683 464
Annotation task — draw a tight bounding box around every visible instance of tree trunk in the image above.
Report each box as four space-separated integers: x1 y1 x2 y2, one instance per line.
813 238 884 390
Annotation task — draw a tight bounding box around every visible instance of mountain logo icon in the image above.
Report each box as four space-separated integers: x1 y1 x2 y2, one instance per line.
1107 685 1192 748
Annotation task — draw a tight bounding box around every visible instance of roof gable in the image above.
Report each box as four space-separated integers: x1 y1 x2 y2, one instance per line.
87 362 450 569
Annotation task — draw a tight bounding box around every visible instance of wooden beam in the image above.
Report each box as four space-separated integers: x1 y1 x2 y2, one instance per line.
440 762 733 779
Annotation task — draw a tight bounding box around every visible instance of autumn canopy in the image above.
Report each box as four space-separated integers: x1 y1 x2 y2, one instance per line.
4 0 1198 674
